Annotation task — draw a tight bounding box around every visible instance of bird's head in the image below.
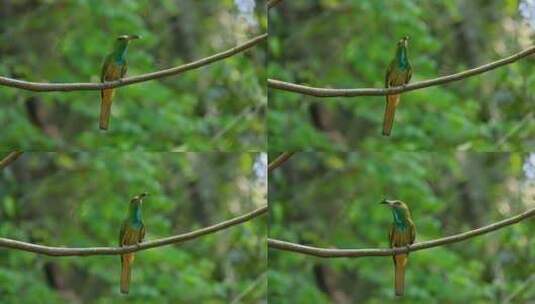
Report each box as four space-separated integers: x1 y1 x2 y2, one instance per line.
130 192 149 204
381 199 410 212
397 36 409 48
117 34 140 42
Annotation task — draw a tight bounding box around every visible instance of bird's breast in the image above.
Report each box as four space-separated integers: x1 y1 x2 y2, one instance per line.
121 228 141 245
388 70 410 86
391 228 413 247
103 63 124 81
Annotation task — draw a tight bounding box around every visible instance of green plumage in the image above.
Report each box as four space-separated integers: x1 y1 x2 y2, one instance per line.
381 199 416 296
119 192 147 294
99 35 139 130
383 36 413 136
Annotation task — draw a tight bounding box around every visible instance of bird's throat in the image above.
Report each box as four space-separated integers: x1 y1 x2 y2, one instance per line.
113 41 129 62
129 203 143 226
392 208 408 229
396 46 409 70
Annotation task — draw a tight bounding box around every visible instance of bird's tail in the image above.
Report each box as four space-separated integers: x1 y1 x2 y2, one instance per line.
394 254 408 296
120 253 134 294
100 89 115 130
382 94 400 136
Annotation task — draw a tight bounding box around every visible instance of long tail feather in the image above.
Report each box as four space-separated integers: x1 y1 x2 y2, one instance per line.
382 94 400 136
100 89 115 130
394 254 407 296
120 254 133 294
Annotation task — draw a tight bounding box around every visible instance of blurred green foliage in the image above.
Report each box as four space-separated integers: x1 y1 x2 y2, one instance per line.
268 0 535 151
0 152 267 303
268 152 535 303
0 0 266 151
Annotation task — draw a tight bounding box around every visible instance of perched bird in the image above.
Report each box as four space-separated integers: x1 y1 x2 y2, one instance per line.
383 36 412 136
381 199 416 296
100 34 140 130
119 192 148 294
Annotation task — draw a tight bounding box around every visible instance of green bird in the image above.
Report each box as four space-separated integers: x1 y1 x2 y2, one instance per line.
100 34 140 130
383 36 412 136
381 199 416 296
119 192 148 294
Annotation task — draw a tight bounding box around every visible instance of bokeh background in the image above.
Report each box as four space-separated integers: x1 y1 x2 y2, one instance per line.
0 0 266 151
0 152 267 303
268 0 535 151
269 152 535 303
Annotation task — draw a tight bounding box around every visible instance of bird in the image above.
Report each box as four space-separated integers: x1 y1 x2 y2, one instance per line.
99 34 140 130
383 36 412 136
381 199 416 296
118 192 148 294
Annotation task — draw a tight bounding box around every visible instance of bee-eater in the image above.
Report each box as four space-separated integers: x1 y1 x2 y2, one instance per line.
383 36 412 136
381 199 416 296
100 34 140 130
119 192 148 294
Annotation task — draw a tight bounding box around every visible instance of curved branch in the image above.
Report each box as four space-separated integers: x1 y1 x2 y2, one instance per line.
0 205 267 256
0 151 23 170
0 34 267 92
268 207 535 257
268 46 535 97
267 0 284 8
268 152 295 173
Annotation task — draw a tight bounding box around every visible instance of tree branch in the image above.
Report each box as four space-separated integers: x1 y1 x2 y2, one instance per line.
0 205 267 256
267 0 284 9
268 46 535 97
0 151 23 170
0 34 267 92
268 152 295 173
268 207 535 257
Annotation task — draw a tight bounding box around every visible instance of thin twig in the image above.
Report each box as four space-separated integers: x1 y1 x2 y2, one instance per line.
230 272 267 304
268 152 295 173
503 274 534 304
0 205 267 256
0 34 267 92
210 105 261 143
267 0 284 9
0 151 23 170
268 46 535 97
268 207 535 257
497 112 533 147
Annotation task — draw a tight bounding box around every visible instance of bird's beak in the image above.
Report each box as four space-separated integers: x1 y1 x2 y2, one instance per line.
139 192 149 198
127 35 140 40
380 199 393 207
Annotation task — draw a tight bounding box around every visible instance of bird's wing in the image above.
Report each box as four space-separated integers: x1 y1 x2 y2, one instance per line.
139 224 145 243
410 222 416 244
385 62 394 87
101 55 112 82
119 221 126 246
120 62 128 78
406 65 413 84
388 225 394 248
